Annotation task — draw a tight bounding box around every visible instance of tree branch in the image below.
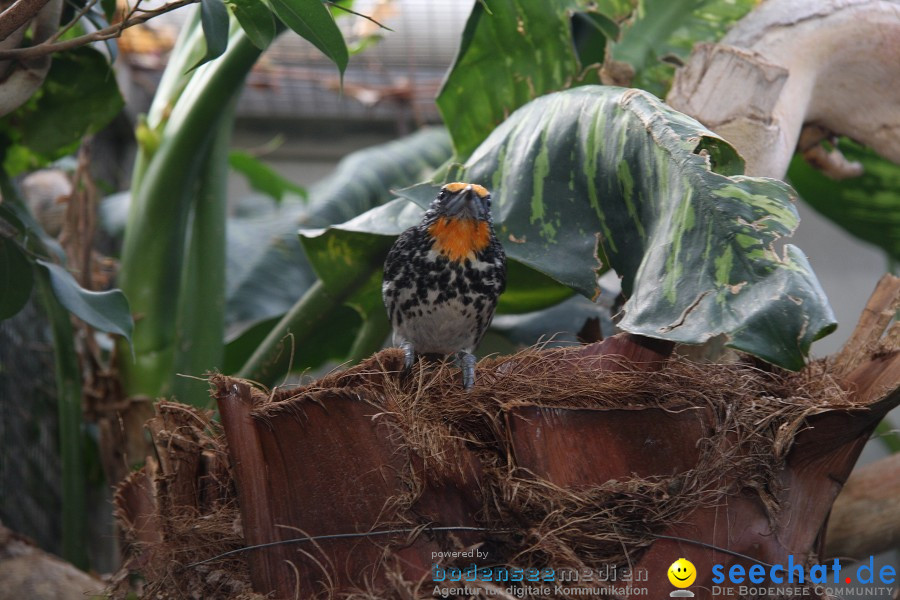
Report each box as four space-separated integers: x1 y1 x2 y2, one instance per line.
0 0 51 42
0 0 197 61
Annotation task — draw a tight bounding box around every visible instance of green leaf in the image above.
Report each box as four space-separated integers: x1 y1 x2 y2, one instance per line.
457 86 835 369
571 11 619 67
610 0 756 96
192 0 231 70
227 0 276 49
436 0 602 158
37 260 134 344
788 139 900 262
0 237 34 320
229 150 307 202
268 0 348 75
101 0 116 20
11 47 123 170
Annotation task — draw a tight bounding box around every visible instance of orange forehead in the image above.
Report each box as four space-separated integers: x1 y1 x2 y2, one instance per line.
442 182 489 198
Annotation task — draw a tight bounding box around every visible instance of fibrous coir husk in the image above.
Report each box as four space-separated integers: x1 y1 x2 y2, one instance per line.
112 278 900 600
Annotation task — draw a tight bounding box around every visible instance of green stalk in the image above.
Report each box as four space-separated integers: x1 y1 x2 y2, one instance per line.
118 28 264 399
346 312 391 364
36 271 87 569
239 279 368 386
171 102 234 407
130 6 204 199
1 172 87 567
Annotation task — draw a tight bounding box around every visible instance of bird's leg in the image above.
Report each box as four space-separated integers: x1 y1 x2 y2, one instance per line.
401 341 416 371
459 351 476 390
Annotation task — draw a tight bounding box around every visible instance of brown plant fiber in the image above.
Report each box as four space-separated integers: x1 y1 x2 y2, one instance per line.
112 344 860 599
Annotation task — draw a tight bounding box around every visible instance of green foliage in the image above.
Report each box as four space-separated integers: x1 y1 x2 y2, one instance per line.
788 139 900 262
437 0 758 157
268 0 348 75
436 0 601 159
0 236 33 319
194 0 231 70
0 48 123 175
228 150 307 203
227 0 277 49
224 129 452 376
38 260 134 345
612 0 756 96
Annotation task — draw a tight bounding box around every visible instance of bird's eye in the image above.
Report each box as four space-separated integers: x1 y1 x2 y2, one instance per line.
437 189 447 200
484 195 492 207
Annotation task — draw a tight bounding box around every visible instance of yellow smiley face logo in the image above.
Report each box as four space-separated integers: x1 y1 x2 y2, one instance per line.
668 558 697 588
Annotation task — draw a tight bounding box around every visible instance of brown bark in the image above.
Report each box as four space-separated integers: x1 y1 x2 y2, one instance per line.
0 0 50 43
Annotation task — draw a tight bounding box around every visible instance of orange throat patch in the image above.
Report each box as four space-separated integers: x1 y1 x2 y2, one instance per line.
428 217 491 262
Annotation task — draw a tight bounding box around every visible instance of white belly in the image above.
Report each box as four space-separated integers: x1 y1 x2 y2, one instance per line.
393 297 481 355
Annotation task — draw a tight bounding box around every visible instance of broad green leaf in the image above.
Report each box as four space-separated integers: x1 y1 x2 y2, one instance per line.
4 48 123 174
192 0 231 70
269 0 348 75
456 86 834 369
227 0 276 50
229 150 307 203
788 140 900 262
37 260 134 344
436 0 603 159
0 237 34 320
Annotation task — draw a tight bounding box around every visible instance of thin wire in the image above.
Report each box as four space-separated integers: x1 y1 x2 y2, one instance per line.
185 528 777 570
183 526 504 569
649 533 775 567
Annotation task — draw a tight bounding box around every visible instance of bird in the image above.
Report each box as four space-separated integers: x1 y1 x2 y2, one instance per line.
382 182 507 389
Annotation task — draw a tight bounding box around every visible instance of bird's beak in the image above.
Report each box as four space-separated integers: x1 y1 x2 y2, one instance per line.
445 186 480 219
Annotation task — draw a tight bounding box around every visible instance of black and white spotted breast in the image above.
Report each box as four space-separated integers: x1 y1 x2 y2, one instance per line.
382 226 506 356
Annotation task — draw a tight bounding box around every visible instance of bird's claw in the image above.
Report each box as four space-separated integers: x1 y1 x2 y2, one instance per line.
459 351 476 390
401 341 416 372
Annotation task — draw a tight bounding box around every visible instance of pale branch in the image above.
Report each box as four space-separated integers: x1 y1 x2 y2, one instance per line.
0 0 197 61
668 0 900 179
0 0 59 115
826 452 900 559
0 0 51 42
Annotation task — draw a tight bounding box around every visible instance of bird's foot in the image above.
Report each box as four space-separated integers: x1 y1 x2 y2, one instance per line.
459 351 476 390
401 341 416 372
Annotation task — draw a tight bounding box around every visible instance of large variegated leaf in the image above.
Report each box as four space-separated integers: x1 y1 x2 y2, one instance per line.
306 86 835 370
461 86 835 368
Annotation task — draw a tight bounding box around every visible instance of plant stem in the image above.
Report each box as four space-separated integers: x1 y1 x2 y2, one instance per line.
36 271 87 569
346 312 391 364
239 279 368 386
171 101 234 407
118 27 263 399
